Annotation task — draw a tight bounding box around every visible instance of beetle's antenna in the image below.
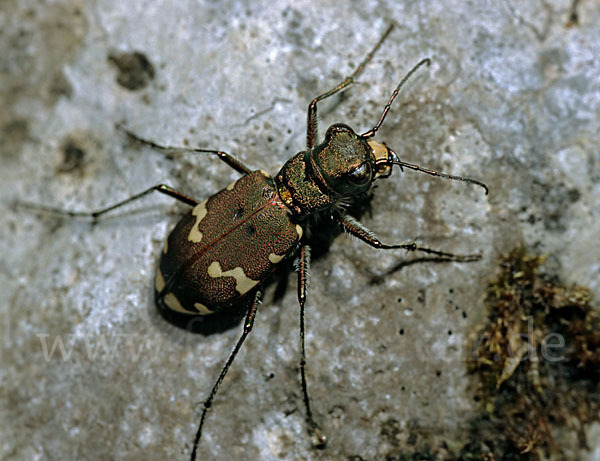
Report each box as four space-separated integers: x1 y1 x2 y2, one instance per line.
393 157 489 195
361 58 431 138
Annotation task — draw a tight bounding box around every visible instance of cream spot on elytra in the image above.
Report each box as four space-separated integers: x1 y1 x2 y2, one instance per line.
207 261 259 295
268 253 284 264
164 292 192 314
194 302 213 315
188 200 208 243
154 268 166 292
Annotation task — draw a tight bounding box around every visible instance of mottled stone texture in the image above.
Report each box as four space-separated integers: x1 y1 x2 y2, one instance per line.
1 1 599 460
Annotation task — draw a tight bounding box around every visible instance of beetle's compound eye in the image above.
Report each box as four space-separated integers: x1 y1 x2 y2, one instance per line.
347 161 372 186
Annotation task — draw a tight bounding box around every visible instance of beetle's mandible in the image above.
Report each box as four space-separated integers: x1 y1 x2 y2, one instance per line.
19 24 488 460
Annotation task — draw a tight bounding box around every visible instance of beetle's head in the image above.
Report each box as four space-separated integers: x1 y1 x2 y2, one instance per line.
311 123 398 197
309 58 488 200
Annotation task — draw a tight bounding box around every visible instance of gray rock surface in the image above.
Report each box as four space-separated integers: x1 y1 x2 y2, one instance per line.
1 0 599 460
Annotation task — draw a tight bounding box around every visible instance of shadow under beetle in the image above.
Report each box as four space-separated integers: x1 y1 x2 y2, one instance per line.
21 25 488 459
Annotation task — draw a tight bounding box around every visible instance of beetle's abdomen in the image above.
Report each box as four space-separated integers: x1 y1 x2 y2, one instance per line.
155 170 302 315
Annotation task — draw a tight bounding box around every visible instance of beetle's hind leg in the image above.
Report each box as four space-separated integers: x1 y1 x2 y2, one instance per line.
339 215 481 262
117 124 252 175
15 184 199 222
191 290 261 461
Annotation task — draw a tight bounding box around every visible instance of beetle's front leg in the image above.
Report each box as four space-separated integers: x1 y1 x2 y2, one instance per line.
297 245 327 447
305 25 394 149
339 215 481 261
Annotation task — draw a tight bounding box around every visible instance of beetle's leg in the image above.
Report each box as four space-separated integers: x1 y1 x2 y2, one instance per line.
340 215 481 261
306 25 394 149
297 245 327 447
16 184 198 222
118 125 252 175
191 290 261 461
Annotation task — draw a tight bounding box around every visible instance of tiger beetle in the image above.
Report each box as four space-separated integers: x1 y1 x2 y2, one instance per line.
20 25 488 460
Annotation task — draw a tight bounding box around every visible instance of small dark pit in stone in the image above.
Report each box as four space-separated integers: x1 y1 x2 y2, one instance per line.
567 187 581 203
108 51 155 91
58 141 86 173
